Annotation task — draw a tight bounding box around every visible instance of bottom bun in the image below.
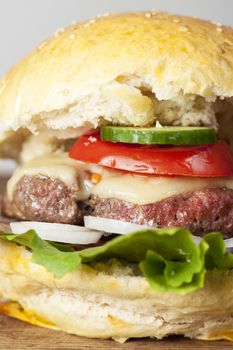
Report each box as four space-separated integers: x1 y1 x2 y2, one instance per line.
0 239 233 343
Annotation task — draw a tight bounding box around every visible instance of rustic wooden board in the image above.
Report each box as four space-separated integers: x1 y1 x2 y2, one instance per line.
0 176 232 349
0 315 233 350
0 176 7 196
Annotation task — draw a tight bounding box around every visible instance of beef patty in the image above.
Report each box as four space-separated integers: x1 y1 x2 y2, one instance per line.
3 174 233 237
90 187 233 237
3 175 83 225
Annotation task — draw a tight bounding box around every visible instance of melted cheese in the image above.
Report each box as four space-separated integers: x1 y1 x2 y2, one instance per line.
91 170 233 205
7 153 102 201
0 301 56 328
7 154 233 205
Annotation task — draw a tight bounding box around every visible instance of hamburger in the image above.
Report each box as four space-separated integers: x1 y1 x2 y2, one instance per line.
0 11 233 343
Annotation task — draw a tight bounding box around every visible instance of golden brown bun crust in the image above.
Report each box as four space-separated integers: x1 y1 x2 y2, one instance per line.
1 239 233 342
0 12 233 143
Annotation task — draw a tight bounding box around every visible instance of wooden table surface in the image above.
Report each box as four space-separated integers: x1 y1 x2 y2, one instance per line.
0 176 233 349
0 176 7 196
1 315 233 350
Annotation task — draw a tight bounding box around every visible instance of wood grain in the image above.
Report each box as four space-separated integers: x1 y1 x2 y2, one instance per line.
0 176 232 349
1 315 233 350
0 176 7 197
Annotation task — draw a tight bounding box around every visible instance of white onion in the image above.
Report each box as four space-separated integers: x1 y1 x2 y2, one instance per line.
9 219 233 249
84 216 151 235
192 235 233 248
219 238 233 249
10 221 103 244
186 235 233 249
84 217 233 249
191 235 202 244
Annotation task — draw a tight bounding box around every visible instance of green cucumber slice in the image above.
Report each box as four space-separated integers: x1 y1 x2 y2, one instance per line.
101 126 217 145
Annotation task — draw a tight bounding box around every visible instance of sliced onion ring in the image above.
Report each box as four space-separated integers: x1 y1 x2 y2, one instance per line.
222 238 233 248
10 221 103 244
191 236 202 244
84 216 233 249
84 216 151 235
192 235 233 249
9 219 233 249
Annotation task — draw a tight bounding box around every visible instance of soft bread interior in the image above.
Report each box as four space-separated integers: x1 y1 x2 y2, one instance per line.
0 13 233 154
1 239 233 341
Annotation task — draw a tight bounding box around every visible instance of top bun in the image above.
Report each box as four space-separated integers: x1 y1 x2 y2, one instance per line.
0 12 233 148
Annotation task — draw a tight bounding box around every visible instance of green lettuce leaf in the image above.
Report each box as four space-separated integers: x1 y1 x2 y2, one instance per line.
203 232 233 269
2 231 80 278
140 239 208 293
79 227 208 293
0 227 211 293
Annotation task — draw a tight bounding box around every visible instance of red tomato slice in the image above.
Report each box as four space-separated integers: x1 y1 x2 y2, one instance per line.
69 135 233 177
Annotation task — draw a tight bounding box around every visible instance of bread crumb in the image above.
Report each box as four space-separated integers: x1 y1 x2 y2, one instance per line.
37 41 47 51
54 27 65 37
84 19 96 28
